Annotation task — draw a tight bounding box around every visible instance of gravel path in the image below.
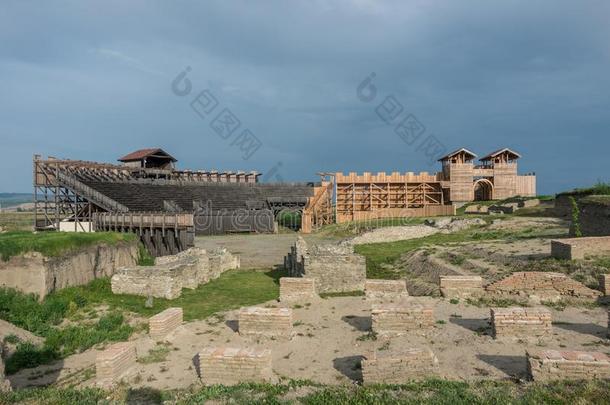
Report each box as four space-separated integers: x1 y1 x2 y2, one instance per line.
347 225 439 245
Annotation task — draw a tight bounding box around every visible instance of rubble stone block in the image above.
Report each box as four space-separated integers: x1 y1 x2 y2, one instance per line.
96 342 136 387
279 277 316 302
439 275 484 299
491 307 552 340
111 269 183 299
362 347 439 384
527 349 610 381
371 302 434 336
198 347 273 385
486 271 601 302
149 307 183 340
238 307 293 338
599 274 610 296
0 346 10 392
365 279 409 300
551 237 610 260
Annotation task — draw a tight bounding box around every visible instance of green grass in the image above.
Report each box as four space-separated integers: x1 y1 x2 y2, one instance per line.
0 231 137 261
355 226 566 279
315 217 427 239
0 211 34 232
2 379 610 404
558 181 610 197
138 344 171 364
0 268 281 374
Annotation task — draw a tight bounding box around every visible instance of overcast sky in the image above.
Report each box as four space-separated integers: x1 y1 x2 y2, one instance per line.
1 1 609 194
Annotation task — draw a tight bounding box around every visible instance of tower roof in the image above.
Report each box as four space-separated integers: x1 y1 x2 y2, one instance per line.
437 147 477 162
479 148 521 161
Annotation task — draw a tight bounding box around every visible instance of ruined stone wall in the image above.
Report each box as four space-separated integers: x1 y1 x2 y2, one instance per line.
527 350 610 381
362 347 438 384
112 247 239 299
279 277 316 303
491 307 552 340
579 198 610 237
551 237 610 260
238 307 292 338
599 274 610 296
149 308 183 341
365 279 408 300
96 342 136 388
485 272 601 302
285 238 366 293
0 241 139 299
371 302 434 336
198 347 273 385
0 345 10 392
439 276 483 299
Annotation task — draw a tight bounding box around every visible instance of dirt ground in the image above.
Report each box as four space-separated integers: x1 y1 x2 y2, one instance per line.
10 295 609 390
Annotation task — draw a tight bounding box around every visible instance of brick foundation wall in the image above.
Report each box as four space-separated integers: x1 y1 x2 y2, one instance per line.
580 199 610 237
599 274 610 296
198 347 273 385
149 307 183 341
96 342 136 387
279 277 316 302
551 237 610 260
527 350 610 381
111 269 183 299
371 302 434 336
284 238 366 293
362 347 439 384
238 307 293 338
485 272 601 301
439 275 484 299
365 279 408 300
491 307 552 340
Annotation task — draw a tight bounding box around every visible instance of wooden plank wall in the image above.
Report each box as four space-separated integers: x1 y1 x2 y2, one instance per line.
516 175 536 197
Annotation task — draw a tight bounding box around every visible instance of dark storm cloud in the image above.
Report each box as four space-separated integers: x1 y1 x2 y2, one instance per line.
1 0 608 193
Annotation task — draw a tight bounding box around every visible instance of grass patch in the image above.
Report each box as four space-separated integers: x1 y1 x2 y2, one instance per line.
0 231 136 261
0 211 34 232
3 378 610 404
319 290 365 299
138 344 171 364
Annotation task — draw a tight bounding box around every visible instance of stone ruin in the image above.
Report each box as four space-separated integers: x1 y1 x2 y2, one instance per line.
362 347 438 384
96 342 137 388
279 277 317 303
238 307 293 339
599 274 610 296
527 350 610 381
371 301 435 337
198 347 274 385
365 279 409 300
485 271 601 303
0 346 10 392
491 307 552 340
149 307 183 341
439 275 484 299
551 236 610 260
111 247 240 299
284 237 366 293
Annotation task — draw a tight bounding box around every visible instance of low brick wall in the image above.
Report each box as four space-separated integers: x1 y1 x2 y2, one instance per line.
284 237 366 293
580 197 610 237
491 307 552 340
279 277 316 302
149 307 183 341
551 237 610 260
198 347 273 385
371 302 434 336
439 275 484 299
365 279 408 300
485 272 601 302
96 342 136 387
111 268 183 299
238 307 293 338
362 347 438 384
527 349 610 381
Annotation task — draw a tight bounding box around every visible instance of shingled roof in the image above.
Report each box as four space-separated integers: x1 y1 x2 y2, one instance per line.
118 148 177 162
479 148 521 161
437 147 477 161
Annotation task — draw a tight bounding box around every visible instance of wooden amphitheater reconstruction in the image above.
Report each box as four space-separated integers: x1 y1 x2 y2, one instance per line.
33 147 535 255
